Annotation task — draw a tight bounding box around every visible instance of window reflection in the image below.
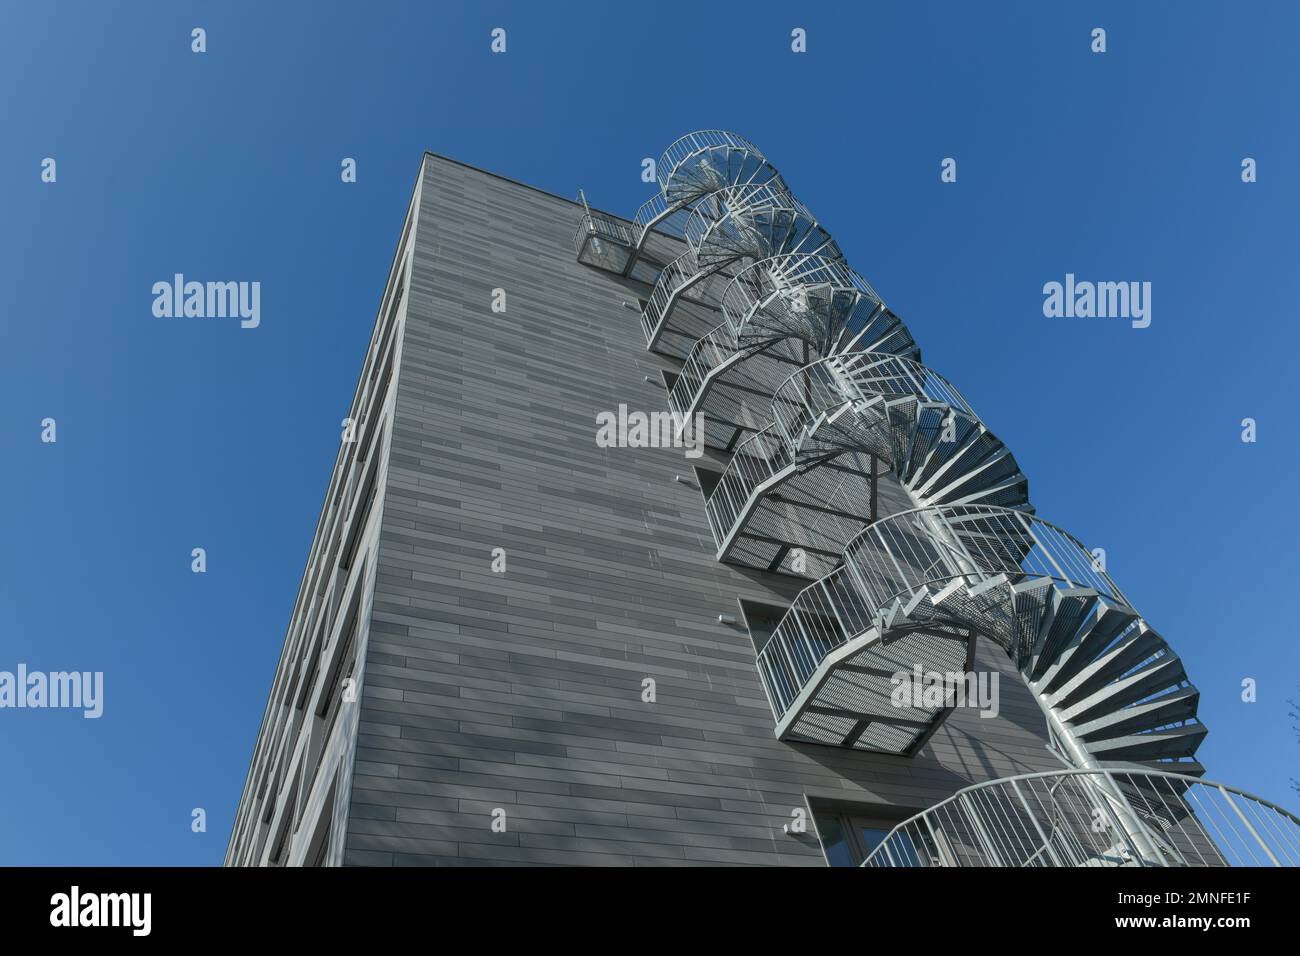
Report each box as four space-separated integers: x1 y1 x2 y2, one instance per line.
818 814 857 867
813 809 906 866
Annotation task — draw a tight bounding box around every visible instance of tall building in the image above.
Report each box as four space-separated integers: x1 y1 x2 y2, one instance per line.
227 134 1299 867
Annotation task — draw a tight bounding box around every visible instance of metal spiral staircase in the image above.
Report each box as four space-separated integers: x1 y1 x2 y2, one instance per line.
576 131 784 281
643 182 842 358
757 504 1200 767
666 256 916 459
574 131 1299 866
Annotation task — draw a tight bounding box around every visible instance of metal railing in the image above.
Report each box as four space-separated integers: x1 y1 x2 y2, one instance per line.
656 130 765 197
842 504 1125 619
720 254 887 350
642 181 840 351
703 426 792 546
861 769 1300 867
573 190 633 255
771 352 976 456
683 181 839 268
632 190 707 243
629 130 781 256
667 320 739 420
755 564 874 715
755 505 1122 722
632 191 670 236
641 248 700 345
631 191 696 245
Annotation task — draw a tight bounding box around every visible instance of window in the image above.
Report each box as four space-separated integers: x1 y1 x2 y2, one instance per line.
812 807 917 867
856 822 892 860
815 813 858 867
738 599 788 657
693 466 722 499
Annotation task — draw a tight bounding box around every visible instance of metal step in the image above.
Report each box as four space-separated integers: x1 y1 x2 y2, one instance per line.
1036 600 1141 694
1072 687 1201 741
1081 722 1208 763
1046 624 1168 710
1027 589 1100 683
1053 651 1189 723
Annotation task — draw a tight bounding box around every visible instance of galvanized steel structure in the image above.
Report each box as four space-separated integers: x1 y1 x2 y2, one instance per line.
576 131 1298 866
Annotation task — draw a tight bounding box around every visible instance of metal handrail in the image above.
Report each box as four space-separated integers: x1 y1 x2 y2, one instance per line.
860 768 1300 867
717 253 914 359
573 204 633 254
641 248 699 345
683 181 839 266
770 352 976 456
722 254 880 330
703 426 791 544
843 504 1125 607
644 181 838 350
627 130 783 253
666 320 739 421
701 352 988 584
633 192 670 233
755 505 1125 722
656 129 765 195
700 352 974 546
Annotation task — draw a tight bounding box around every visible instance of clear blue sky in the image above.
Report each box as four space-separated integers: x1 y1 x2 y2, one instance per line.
2 1 1297 865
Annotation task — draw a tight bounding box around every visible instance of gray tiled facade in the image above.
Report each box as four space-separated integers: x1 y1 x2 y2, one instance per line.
228 153 1065 868
339 155 1063 866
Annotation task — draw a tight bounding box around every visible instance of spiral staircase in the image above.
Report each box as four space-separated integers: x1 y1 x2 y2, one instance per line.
573 131 1300 866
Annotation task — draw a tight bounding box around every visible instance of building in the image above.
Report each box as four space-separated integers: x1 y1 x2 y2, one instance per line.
226 133 1299 867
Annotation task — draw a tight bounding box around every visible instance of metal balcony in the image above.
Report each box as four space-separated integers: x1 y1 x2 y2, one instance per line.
665 322 807 451
758 505 1205 767
703 424 878 579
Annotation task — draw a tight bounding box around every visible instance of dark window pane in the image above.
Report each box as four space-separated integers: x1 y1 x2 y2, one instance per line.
869 829 938 867
815 814 856 867
857 825 890 859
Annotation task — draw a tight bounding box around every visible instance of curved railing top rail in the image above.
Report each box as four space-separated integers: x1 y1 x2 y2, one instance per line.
633 191 670 232
704 179 818 220
720 254 883 331
860 768 1300 868
768 353 978 464
640 135 783 239
683 182 839 267
772 352 975 424
754 504 1128 716
722 421 781 467
840 503 1128 607
656 130 765 193
700 359 980 537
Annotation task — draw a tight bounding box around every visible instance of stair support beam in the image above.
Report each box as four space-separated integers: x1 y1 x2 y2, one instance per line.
1039 690 1168 866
